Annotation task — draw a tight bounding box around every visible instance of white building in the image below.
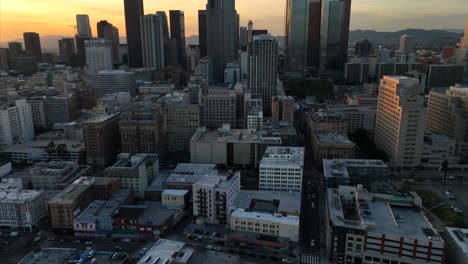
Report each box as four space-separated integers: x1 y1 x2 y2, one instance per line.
445 227 468 264
0 99 35 146
137 239 194 264
85 39 112 73
374 76 426 169
259 147 304 193
246 107 263 131
0 178 47 231
192 171 240 224
230 190 301 242
162 189 188 209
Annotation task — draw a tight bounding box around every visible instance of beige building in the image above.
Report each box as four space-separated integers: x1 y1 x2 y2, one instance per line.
271 95 295 122
202 88 237 129
426 85 468 162
374 76 426 169
104 153 159 198
166 104 202 153
83 114 121 169
312 133 355 166
161 189 188 209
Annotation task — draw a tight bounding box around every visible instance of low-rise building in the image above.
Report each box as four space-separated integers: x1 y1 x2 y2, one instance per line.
162 189 189 209
259 147 304 193
193 171 240 224
271 95 295 123
445 227 468 264
312 133 355 166
323 159 389 192
326 185 445 264
136 239 194 264
104 153 159 198
230 190 301 242
73 189 135 237
15 161 91 190
0 178 47 231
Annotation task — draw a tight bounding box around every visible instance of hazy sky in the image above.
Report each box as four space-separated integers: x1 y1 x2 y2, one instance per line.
1 0 467 42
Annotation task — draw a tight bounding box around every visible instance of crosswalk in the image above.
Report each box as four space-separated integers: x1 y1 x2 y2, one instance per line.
301 255 320 264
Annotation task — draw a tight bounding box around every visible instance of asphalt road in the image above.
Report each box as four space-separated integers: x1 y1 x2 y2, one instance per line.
300 162 323 257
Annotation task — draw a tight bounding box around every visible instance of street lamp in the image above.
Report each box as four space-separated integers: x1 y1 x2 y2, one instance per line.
439 160 448 186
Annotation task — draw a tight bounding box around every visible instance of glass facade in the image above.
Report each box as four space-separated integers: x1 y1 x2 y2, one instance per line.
284 0 309 72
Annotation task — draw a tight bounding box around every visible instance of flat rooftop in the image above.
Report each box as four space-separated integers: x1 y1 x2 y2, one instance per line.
82 113 117 124
3 138 84 153
192 250 240 264
260 147 304 167
323 159 387 179
174 163 217 175
315 133 354 144
74 189 131 223
231 209 299 226
191 128 257 143
137 239 194 264
139 201 179 226
232 190 301 215
163 189 189 196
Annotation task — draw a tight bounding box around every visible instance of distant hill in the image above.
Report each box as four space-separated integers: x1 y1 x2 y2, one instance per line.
349 29 462 45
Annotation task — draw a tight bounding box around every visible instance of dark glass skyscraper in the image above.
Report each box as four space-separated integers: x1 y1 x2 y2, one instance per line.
320 0 351 72
206 0 238 83
124 0 144 68
97 20 120 64
170 10 187 68
198 10 207 58
284 0 309 73
23 32 42 63
307 0 322 69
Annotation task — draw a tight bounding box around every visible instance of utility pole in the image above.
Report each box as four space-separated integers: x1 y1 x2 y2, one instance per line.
441 159 448 186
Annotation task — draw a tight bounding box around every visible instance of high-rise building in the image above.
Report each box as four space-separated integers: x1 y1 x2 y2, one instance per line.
284 0 309 72
399 35 414 53
124 0 144 67
198 10 207 58
85 39 113 73
169 10 187 67
307 0 322 68
374 76 426 169
119 103 168 156
58 38 76 65
271 95 295 122
202 88 237 129
0 99 35 146
83 114 121 169
167 104 202 153
248 35 278 116
425 65 464 89
259 147 304 193
0 49 9 71
9 56 37 74
97 20 120 64
76 14 92 37
206 0 239 83
23 32 42 63
320 0 352 72
8 42 22 56
426 85 468 162
86 70 137 97
141 13 166 70
355 39 372 56
239 26 248 50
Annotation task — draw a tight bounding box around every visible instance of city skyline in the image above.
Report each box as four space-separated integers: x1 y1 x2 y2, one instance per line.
1 0 467 43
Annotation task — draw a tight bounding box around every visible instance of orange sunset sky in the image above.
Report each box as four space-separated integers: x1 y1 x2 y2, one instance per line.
1 0 467 43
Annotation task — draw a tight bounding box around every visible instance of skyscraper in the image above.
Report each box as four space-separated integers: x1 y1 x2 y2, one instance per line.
374 76 426 169
248 35 278 116
460 16 468 48
398 35 414 53
239 27 248 50
206 0 239 83
23 32 42 63
170 10 187 68
141 13 166 70
85 39 113 73
76 15 92 37
8 42 23 57
307 0 322 68
198 10 207 58
124 0 144 68
320 0 352 72
58 38 76 65
284 0 309 73
97 20 120 64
